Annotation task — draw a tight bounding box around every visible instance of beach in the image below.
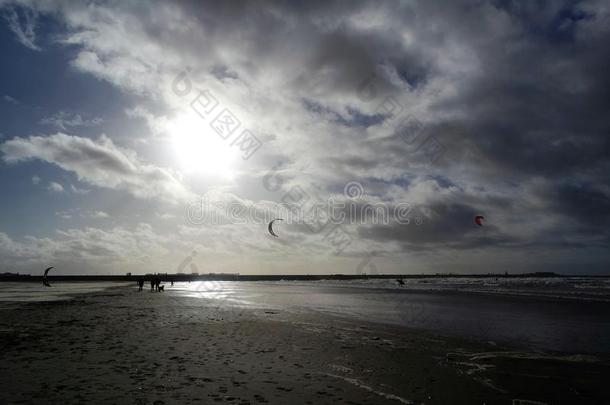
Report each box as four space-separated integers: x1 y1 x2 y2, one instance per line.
1 283 609 404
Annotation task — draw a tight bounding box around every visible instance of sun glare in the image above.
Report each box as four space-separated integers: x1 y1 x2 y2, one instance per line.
168 113 237 177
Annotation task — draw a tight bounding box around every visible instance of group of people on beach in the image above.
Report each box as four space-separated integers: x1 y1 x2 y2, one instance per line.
137 276 173 292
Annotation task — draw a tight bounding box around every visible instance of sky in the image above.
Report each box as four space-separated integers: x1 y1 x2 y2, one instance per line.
0 0 609 276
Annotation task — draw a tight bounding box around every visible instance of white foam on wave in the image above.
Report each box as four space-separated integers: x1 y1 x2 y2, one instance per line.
303 277 610 301
324 373 417 404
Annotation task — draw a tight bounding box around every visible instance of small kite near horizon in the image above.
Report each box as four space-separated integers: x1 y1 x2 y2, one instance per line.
474 215 485 226
268 218 283 237
43 266 53 287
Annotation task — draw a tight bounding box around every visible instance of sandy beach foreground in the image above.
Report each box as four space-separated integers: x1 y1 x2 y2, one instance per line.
1 286 608 405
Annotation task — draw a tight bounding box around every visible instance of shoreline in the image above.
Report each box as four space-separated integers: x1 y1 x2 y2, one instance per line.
1 286 608 404
2 279 609 302
3 272 604 283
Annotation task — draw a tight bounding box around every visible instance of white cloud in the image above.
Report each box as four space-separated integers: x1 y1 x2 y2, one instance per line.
40 111 103 131
125 106 171 138
47 181 64 193
31 175 40 185
54 209 109 219
2 6 40 50
0 133 193 203
0 224 174 274
0 222 290 275
3 94 21 105
70 184 90 194
91 210 109 218
156 212 176 220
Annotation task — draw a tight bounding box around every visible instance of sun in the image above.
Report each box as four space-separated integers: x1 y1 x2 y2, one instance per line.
168 112 237 177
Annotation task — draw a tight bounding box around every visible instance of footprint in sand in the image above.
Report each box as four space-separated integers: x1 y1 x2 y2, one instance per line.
327 364 353 374
253 394 268 403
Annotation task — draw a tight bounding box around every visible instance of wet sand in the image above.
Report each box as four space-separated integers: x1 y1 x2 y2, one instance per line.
0 286 608 404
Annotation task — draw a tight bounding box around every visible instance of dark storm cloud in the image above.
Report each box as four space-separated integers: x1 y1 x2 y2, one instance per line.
430 1 610 180
544 182 610 235
172 0 430 106
349 0 610 254
357 202 515 250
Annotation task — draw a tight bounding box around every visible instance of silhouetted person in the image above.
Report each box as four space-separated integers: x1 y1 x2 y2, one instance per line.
150 277 155 292
137 278 144 291
155 276 161 292
170 279 174 287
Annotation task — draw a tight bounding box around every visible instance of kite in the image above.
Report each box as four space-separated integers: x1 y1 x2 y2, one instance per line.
268 218 283 237
474 215 485 226
43 266 53 287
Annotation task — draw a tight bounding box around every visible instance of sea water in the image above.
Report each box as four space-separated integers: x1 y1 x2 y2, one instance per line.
174 277 610 354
